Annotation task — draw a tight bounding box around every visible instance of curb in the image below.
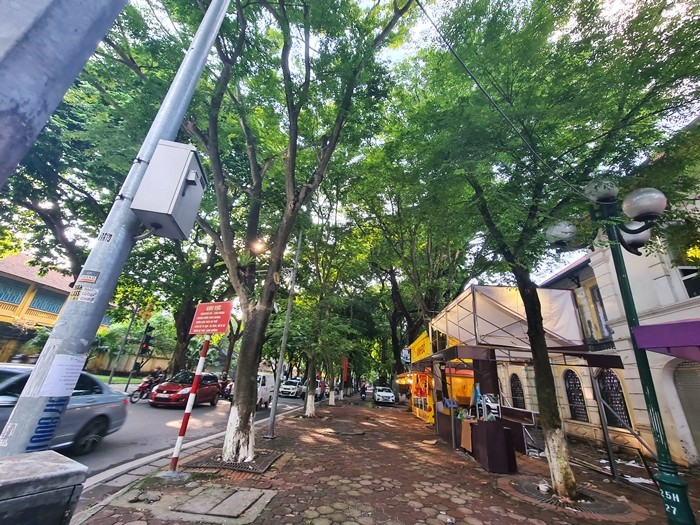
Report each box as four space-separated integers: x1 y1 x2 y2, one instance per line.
72 401 313 523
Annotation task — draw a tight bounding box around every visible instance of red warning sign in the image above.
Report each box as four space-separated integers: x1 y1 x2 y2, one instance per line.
189 301 234 335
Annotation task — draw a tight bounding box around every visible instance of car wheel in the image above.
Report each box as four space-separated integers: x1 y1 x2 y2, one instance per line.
70 417 108 456
129 391 142 404
264 396 271 409
210 393 219 406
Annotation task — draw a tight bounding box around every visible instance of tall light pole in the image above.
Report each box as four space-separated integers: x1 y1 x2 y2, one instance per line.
585 182 694 525
265 231 303 439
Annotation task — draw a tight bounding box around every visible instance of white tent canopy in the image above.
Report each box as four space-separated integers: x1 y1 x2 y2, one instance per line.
429 285 585 351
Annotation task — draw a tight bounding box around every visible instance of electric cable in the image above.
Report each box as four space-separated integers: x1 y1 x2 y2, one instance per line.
414 0 599 205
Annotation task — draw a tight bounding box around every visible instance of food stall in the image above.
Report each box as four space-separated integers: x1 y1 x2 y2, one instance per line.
421 285 595 474
399 332 435 424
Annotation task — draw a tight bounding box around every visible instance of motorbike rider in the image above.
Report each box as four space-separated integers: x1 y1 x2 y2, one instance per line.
360 382 367 400
145 366 165 391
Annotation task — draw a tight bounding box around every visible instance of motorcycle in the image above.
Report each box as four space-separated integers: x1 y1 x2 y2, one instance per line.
222 381 234 401
130 376 158 403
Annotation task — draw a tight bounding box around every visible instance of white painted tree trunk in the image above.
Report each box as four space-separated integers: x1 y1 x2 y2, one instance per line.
222 404 255 463
543 427 576 498
329 390 336 406
304 392 316 417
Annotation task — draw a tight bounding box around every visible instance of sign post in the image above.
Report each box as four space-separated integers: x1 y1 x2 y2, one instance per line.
168 301 232 472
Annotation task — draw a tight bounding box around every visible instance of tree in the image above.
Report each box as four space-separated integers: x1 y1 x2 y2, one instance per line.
388 0 700 498
170 0 418 462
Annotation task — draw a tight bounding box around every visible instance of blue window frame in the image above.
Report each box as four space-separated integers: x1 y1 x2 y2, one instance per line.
29 289 65 314
0 278 29 305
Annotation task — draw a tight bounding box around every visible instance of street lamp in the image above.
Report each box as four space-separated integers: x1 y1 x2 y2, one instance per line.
550 182 694 525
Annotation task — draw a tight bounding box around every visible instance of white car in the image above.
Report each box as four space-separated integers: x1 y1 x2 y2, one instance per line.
373 386 395 405
279 379 302 398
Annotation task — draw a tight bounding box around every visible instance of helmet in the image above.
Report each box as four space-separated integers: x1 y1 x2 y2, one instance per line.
155 366 162 371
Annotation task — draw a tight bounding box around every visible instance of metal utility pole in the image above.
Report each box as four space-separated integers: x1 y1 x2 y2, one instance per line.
265 232 303 439
0 0 231 456
0 0 127 187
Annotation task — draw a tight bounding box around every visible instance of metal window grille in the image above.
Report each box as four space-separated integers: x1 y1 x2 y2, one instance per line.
510 373 526 409
596 368 631 428
564 369 589 422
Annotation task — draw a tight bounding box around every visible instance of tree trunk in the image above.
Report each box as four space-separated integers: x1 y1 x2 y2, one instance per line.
512 266 577 499
304 347 318 417
222 306 269 463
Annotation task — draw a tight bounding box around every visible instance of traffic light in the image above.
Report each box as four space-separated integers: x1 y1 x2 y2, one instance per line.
139 323 155 355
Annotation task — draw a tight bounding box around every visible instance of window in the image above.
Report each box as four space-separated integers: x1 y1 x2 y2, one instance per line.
596 368 631 429
589 285 612 339
563 369 589 422
0 375 28 397
0 278 29 305
29 289 65 314
678 266 700 298
510 374 526 409
73 374 102 396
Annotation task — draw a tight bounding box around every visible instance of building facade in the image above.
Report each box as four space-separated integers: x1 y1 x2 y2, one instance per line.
0 253 74 361
498 245 700 466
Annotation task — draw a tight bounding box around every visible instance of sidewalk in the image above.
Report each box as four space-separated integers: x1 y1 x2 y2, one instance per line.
71 399 699 525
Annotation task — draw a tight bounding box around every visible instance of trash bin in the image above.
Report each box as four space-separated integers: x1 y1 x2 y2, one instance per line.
0 450 88 524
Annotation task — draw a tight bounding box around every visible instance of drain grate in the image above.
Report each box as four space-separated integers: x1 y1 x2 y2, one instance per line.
496 476 648 521
184 448 282 474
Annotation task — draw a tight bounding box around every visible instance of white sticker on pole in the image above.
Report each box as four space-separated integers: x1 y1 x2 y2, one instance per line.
38 354 85 397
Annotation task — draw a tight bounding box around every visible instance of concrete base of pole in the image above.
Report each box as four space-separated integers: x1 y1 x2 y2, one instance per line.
156 470 190 482
262 434 277 440
0 450 87 523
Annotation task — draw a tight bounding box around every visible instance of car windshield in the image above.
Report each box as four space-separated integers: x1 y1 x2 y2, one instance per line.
376 387 392 393
169 371 195 384
283 380 298 386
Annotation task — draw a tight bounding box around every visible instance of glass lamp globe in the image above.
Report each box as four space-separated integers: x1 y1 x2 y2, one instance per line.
584 180 619 202
619 222 652 248
545 221 576 246
621 188 667 221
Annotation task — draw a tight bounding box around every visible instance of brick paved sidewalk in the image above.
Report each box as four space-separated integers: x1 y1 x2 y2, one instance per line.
73 401 699 525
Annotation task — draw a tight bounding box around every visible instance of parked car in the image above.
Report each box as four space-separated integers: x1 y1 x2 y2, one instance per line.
279 378 302 398
149 371 220 408
300 379 322 401
475 393 500 418
0 364 128 455
373 386 395 405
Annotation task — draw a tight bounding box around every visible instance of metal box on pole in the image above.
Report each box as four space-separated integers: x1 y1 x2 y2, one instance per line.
130 140 207 240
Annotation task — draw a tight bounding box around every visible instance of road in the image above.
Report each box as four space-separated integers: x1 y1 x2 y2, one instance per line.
68 394 306 476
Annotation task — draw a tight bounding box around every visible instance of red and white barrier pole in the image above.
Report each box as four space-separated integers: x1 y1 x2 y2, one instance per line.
169 334 211 471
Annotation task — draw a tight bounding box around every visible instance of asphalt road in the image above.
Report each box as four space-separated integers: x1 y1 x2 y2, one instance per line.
67 394 306 476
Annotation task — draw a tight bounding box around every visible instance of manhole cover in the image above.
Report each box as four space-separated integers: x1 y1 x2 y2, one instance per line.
184 448 282 474
497 476 649 522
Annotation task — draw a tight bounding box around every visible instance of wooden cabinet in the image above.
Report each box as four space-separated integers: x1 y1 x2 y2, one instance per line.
470 420 517 474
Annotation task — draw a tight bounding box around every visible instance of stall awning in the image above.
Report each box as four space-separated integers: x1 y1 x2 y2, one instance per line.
632 319 700 362
429 285 585 350
416 344 623 369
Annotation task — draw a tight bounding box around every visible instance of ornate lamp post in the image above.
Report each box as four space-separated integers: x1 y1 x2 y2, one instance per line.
549 182 694 525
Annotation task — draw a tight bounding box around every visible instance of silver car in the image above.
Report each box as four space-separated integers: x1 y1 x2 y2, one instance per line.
0 364 128 455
